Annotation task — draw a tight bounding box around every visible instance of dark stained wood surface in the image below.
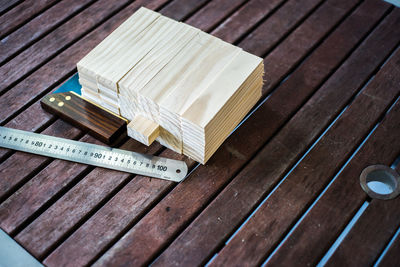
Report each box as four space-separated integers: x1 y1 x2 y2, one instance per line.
0 0 399 266
41 92 127 144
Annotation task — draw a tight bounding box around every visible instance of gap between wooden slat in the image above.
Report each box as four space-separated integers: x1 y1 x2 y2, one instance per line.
317 201 370 266
0 0 143 96
0 128 88 205
0 0 23 17
0 0 204 200
8 133 131 237
36 143 165 261
0 0 99 67
49 0 279 262
261 95 400 266
150 1 387 264
218 42 400 259
2 0 368 264
318 155 400 266
7 0 241 260
373 215 400 265
232 0 290 46
84 161 202 266
259 0 364 98
0 1 177 126
0 0 61 40
97 0 376 264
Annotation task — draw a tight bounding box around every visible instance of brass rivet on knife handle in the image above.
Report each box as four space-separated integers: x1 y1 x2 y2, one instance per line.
40 92 127 144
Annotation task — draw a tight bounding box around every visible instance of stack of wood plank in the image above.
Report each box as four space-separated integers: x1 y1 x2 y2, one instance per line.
77 7 264 164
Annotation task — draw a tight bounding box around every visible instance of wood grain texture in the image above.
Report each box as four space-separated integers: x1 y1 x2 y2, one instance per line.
127 115 159 146
325 197 400 266
0 0 92 64
78 7 163 91
0 0 21 15
186 0 248 32
0 0 169 124
93 1 373 264
161 0 209 21
212 0 286 43
1 0 399 265
10 0 256 260
0 0 57 39
264 53 400 266
14 138 163 258
378 215 400 266
0 0 138 94
261 0 361 95
44 150 195 267
41 92 126 144
14 0 318 264
237 0 323 55
0 134 103 235
0 120 81 202
153 2 397 266
80 7 263 162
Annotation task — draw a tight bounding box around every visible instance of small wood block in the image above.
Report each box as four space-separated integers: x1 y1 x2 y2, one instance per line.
41 92 127 144
127 115 159 146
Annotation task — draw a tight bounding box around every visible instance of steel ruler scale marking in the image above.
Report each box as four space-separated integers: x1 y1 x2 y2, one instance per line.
0 126 187 182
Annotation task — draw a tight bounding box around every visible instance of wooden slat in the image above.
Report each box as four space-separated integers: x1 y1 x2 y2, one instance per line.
379 236 400 266
0 0 144 94
0 134 104 234
0 120 81 202
0 0 57 39
0 0 169 233
2 0 398 266
10 0 259 260
160 0 209 22
0 0 171 237
0 0 312 126
44 150 195 267
34 0 320 264
0 0 168 127
92 0 376 265
153 4 399 267
185 0 248 31
0 102 55 160
211 0 286 43
376 164 400 267
237 0 321 56
211 22 400 267
13 138 162 258
264 58 400 266
0 0 21 15
259 0 361 96
325 195 400 265
0 0 94 64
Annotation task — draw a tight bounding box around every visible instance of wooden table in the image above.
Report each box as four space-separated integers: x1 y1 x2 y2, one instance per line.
1 0 399 266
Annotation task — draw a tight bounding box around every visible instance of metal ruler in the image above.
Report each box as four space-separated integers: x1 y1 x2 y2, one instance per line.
0 127 187 182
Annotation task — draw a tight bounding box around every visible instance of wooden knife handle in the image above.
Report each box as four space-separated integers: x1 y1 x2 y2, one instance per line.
41 92 127 144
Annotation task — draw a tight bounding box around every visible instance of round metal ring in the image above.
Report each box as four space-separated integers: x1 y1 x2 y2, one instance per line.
360 165 400 200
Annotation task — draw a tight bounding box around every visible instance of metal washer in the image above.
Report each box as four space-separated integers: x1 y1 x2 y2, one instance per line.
360 165 400 200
